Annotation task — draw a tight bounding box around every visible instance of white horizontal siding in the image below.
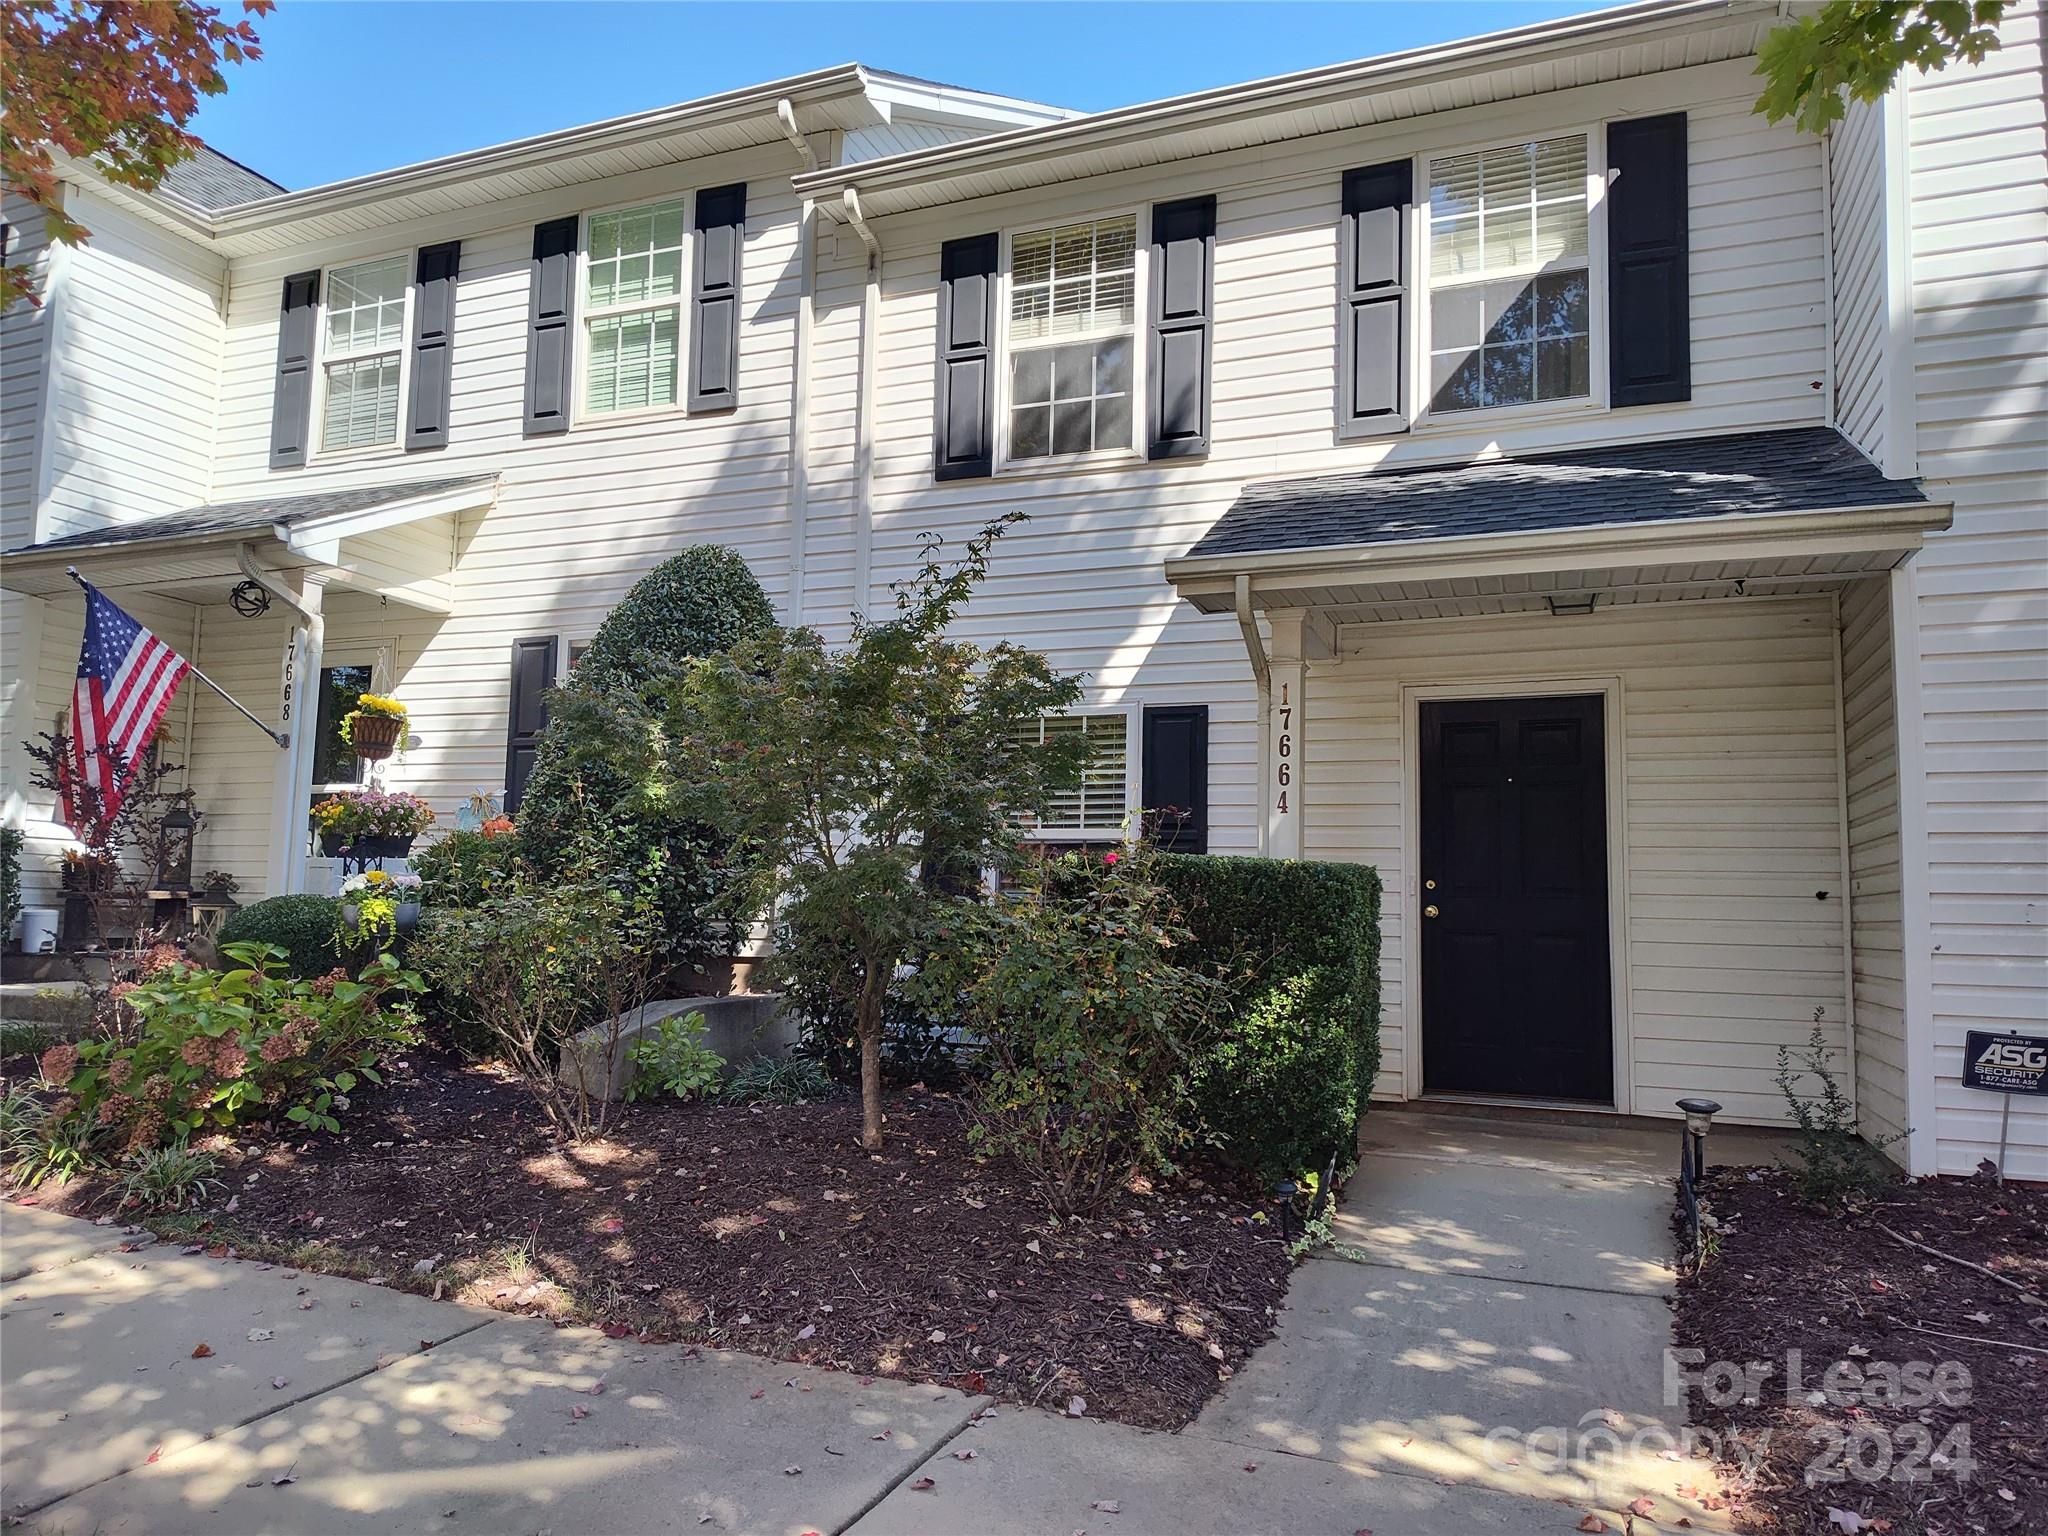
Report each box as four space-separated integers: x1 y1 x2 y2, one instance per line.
1 198 55 850
1306 597 1851 1126
1829 95 1890 466
1903 0 2048 1181
1840 576 1908 1158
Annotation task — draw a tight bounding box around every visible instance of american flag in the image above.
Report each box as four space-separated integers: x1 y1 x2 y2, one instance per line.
64 581 191 830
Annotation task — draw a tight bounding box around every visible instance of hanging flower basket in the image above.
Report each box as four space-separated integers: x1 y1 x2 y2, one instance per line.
312 790 435 861
340 695 411 762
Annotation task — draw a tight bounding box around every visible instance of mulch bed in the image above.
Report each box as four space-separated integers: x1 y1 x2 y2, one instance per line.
1673 1165 2047 1534
17 1057 1294 1431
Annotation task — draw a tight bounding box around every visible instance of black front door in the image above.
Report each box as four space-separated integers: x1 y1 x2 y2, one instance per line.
1420 695 1612 1102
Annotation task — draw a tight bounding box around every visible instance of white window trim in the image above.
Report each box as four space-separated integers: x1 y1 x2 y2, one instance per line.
310 249 415 462
1016 703 1142 843
572 190 692 429
1411 124 1609 433
309 642 394 794
994 205 1149 475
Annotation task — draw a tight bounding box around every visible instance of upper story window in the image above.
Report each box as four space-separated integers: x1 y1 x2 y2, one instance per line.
1004 214 1137 463
582 199 685 417
320 254 409 452
1424 133 1592 416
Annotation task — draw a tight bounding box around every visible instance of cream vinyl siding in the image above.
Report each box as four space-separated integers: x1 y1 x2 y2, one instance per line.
1828 95 1891 467
1839 577 1908 1157
1902 1 2048 1180
1305 598 1851 1126
1 198 55 848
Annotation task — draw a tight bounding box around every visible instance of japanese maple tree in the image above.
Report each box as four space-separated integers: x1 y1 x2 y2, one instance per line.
1755 0 2008 133
2 0 270 308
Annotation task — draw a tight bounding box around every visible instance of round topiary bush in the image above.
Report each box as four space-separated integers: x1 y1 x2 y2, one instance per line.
217 894 343 978
517 545 776 971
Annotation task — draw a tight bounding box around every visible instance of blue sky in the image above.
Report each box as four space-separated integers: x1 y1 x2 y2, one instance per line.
190 1 1617 191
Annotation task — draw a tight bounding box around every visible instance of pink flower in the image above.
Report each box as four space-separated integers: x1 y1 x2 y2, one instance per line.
1103 851 1120 866
39 1042 79 1087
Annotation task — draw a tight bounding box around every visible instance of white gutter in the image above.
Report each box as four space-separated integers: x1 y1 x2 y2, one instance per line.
236 541 317 628
842 187 884 618
777 99 818 624
797 0 1757 210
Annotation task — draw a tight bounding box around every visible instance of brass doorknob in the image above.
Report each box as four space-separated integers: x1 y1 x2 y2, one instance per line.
1424 904 1440 918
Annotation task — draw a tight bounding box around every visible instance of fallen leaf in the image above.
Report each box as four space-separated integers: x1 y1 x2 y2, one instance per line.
1627 1498 1655 1517
1826 1510 1869 1534
571 1404 590 1420
796 1324 816 1341
911 1477 935 1492
576 1378 607 1396
783 1466 802 1477
190 1343 213 1359
751 1388 766 1400
1243 1462 1258 1473
145 1445 163 1464
1090 1499 1121 1513
1065 1396 1087 1418
271 1470 296 1487
953 1448 979 1460
271 1376 289 1390
597 1219 624 1234
1577 1518 1608 1534
247 1328 274 1343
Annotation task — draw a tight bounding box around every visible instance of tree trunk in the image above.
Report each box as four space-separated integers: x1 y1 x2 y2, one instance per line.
856 967 885 1152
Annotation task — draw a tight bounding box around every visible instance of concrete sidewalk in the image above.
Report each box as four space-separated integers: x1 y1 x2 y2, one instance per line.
3 1111 1775 1534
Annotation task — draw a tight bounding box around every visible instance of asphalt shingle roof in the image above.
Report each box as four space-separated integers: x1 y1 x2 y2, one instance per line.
159 143 284 209
5 476 496 557
1181 427 1929 562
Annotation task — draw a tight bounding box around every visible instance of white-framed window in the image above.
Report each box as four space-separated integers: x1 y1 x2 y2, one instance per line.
1014 710 1135 840
317 253 410 453
1420 131 1600 419
999 213 1141 466
579 197 687 419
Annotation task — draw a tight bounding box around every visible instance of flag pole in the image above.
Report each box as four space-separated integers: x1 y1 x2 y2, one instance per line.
66 567 289 750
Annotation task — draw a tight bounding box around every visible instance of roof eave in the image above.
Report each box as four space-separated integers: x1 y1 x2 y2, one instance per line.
796 0 1759 214
1164 500 1956 597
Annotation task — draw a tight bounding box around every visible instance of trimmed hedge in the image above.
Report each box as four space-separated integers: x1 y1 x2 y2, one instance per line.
1156 854 1382 1182
217 894 343 978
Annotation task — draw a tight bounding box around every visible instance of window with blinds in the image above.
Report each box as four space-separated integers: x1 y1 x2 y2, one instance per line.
1425 134 1591 414
583 200 685 416
1015 712 1130 835
1006 215 1137 461
320 254 408 451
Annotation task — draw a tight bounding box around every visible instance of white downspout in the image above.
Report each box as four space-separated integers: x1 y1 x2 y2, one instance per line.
776 100 818 627
842 187 883 621
1234 573 1271 856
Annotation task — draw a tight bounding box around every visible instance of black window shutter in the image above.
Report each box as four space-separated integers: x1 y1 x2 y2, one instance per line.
1148 194 1216 460
1141 704 1209 854
934 232 998 481
268 270 320 468
523 217 578 436
1607 113 1690 407
503 636 558 814
1338 160 1411 437
406 241 460 450
690 182 745 413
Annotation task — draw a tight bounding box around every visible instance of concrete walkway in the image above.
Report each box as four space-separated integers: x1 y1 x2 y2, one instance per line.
2 1110 1786 1535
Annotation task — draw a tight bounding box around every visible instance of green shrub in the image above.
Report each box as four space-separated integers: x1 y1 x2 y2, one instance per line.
780 914 966 1089
517 545 776 972
116 1142 223 1211
218 895 345 978
1156 853 1382 1183
32 942 420 1159
411 827 526 907
1774 1022 1903 1206
1 825 22 935
722 1053 835 1105
910 846 1215 1217
624 1011 725 1102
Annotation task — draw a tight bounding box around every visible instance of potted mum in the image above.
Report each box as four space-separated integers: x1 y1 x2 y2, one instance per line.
340 868 423 941
311 789 435 858
340 694 410 762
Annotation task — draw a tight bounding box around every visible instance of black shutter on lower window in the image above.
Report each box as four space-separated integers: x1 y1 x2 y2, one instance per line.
1339 160 1411 438
406 241 460 450
1141 705 1209 854
1607 113 1690 407
503 635 558 814
690 183 745 413
268 270 321 468
1148 194 1216 460
523 217 579 436
934 232 998 481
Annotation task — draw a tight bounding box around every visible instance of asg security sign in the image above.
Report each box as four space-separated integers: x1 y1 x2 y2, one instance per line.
1962 1031 2048 1096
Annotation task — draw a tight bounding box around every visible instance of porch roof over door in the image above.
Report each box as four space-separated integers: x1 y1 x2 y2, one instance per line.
1166 427 1950 622
0 474 496 615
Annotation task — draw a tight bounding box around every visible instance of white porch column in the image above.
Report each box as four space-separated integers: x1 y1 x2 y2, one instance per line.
263 577 323 898
1264 612 1310 860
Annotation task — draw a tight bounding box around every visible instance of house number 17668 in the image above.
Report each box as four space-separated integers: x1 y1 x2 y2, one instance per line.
1274 681 1292 815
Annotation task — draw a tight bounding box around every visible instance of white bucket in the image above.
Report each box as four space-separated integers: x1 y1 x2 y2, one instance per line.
18 908 58 954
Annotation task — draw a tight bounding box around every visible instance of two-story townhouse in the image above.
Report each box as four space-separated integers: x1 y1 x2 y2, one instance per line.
3 0 2042 1178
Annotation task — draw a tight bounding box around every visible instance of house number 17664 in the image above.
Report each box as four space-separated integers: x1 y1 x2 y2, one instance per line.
1274 682 1292 815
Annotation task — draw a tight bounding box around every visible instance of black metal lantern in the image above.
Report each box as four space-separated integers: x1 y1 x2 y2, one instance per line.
157 794 198 892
